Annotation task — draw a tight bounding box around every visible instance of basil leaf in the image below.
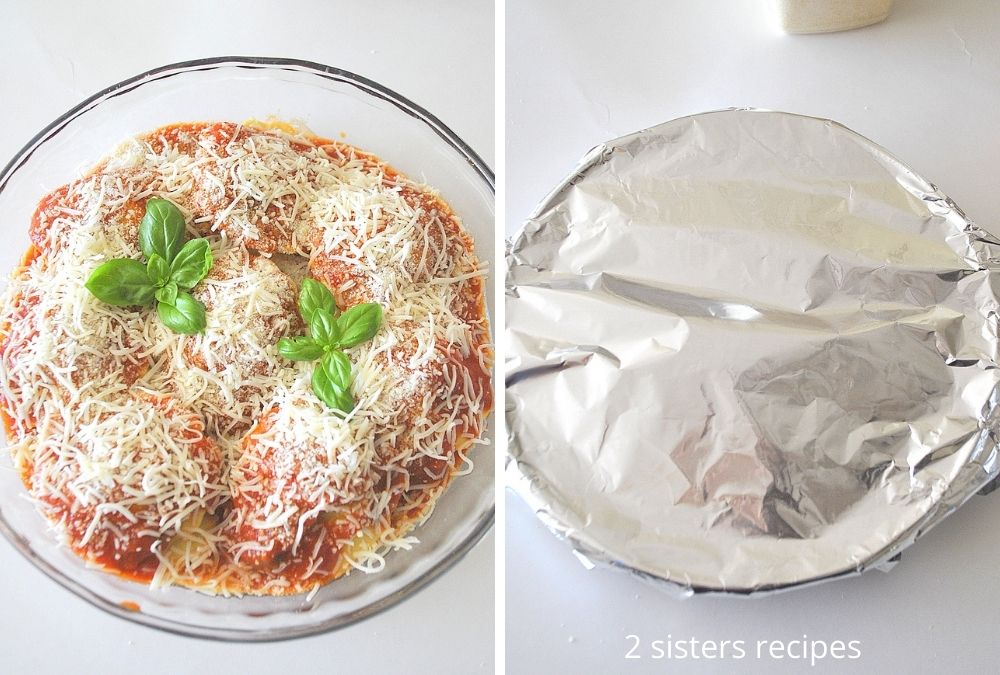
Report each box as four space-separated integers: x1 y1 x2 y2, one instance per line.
155 281 178 306
147 253 170 287
277 336 325 361
139 198 186 264
169 238 213 289
323 349 353 386
311 350 354 414
309 307 341 346
299 278 337 323
156 291 206 334
85 259 156 307
336 303 383 348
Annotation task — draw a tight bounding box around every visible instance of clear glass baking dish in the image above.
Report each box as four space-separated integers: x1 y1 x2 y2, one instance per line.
0 57 494 640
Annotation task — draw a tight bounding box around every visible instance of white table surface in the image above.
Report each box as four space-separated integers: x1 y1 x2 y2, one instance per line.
506 1 1000 673
0 2 494 674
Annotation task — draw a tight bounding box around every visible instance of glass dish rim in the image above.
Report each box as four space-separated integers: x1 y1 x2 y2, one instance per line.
0 55 495 642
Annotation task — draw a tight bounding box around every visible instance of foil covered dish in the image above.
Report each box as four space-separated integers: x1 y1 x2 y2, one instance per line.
505 109 1000 594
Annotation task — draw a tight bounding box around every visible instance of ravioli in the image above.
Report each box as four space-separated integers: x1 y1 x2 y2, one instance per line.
0 121 492 596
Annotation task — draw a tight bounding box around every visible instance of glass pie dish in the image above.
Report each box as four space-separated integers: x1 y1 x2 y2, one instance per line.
0 57 494 640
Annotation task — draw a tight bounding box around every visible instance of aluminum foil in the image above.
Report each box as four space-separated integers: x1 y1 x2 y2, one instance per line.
505 109 1000 595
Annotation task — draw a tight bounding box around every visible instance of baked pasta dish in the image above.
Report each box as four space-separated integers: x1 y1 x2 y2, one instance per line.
0 121 492 596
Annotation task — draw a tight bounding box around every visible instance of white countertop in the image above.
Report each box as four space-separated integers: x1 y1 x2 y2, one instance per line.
0 2 494 673
506 1 1000 673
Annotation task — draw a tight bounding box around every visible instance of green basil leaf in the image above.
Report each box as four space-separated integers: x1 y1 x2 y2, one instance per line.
299 277 337 323
169 238 213 289
311 350 354 414
139 198 187 264
309 307 341 346
335 303 383 348
155 281 178 306
323 349 353 386
156 291 206 334
85 258 156 307
277 336 325 361
146 253 170 287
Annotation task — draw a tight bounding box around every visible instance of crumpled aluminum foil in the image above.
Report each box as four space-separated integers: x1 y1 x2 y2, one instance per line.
505 109 1000 595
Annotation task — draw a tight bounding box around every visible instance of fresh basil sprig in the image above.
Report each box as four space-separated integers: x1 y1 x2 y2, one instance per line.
85 198 213 334
277 278 383 415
